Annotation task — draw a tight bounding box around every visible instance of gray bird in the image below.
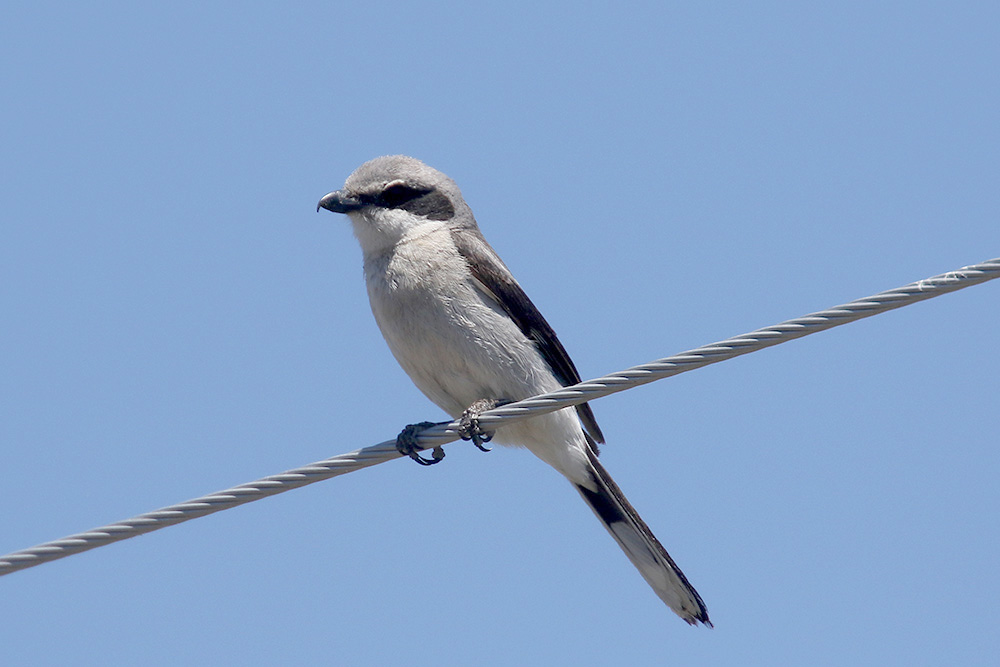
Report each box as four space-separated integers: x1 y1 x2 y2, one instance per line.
318 155 710 625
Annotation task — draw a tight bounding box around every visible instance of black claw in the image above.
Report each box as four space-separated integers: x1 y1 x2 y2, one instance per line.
460 414 493 452
458 398 510 453
409 446 446 466
396 421 446 466
470 432 493 452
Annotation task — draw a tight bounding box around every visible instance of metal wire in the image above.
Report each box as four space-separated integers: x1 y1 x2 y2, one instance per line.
469 257 1000 432
1 257 997 576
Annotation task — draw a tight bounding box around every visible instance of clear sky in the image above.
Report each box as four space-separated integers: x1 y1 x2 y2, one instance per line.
2 2 998 665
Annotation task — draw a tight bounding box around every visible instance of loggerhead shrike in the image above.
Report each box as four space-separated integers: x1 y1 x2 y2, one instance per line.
318 155 710 626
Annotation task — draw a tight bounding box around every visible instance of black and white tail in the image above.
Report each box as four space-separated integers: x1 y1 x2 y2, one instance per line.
574 442 711 626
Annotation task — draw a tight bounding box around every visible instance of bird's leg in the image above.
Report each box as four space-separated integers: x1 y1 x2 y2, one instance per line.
458 398 511 452
396 421 447 466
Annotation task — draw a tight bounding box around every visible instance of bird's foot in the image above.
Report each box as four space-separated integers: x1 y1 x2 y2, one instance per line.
458 399 510 452
396 421 446 466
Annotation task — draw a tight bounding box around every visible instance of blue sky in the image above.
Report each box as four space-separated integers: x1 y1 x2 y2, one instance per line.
2 2 998 665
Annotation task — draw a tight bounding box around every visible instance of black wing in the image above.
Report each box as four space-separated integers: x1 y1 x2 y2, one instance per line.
450 227 604 444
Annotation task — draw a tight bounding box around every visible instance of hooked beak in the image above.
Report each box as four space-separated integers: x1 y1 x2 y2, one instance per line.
317 190 363 214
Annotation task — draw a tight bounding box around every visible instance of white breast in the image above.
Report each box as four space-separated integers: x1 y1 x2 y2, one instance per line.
361 222 591 482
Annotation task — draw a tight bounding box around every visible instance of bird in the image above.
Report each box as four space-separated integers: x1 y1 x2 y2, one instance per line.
317 155 710 625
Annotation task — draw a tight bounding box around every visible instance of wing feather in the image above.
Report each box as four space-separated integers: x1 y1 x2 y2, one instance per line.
450 227 604 444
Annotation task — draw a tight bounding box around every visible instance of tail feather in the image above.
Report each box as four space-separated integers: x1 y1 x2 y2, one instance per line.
574 442 711 626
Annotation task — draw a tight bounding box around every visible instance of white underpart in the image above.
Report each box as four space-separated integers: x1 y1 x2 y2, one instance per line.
355 213 593 486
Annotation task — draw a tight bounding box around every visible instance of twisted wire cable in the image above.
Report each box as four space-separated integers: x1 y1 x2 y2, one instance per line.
1 257 996 576
468 257 1000 433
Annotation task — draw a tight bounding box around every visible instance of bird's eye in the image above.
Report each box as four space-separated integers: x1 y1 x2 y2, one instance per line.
374 180 455 220
379 182 428 208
